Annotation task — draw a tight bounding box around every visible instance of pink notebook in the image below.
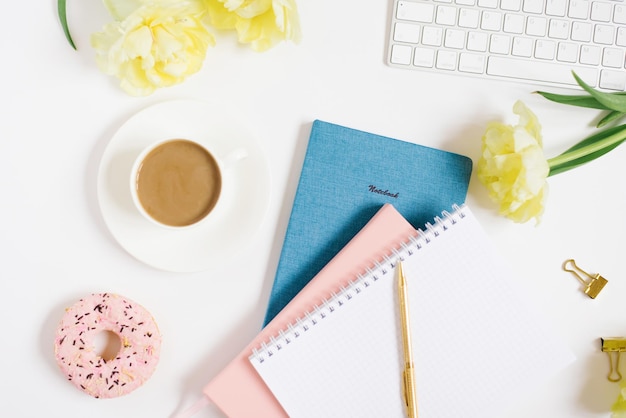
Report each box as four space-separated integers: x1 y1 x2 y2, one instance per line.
177 204 416 417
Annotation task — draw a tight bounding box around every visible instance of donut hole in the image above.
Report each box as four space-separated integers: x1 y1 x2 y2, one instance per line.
93 330 122 362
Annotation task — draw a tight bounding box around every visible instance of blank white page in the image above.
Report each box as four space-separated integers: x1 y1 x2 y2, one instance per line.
249 205 575 418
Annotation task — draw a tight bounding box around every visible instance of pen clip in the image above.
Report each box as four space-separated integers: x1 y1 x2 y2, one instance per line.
403 369 409 408
403 366 417 407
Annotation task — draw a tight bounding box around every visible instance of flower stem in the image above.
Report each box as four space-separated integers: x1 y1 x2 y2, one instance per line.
547 125 626 176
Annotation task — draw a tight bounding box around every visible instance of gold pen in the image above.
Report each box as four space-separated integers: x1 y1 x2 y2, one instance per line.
398 261 418 418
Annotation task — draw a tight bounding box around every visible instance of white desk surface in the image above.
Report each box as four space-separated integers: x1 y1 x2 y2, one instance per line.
2 1 625 417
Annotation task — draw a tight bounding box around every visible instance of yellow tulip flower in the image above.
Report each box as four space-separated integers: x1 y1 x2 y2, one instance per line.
204 0 301 52
477 101 550 224
91 1 214 96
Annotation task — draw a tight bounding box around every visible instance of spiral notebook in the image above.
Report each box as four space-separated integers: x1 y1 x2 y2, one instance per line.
249 205 575 418
195 203 417 418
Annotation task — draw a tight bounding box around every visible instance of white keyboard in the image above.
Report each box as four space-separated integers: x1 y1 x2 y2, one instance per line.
387 0 626 90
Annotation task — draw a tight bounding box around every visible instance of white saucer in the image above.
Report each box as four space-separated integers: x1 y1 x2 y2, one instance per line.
97 99 271 273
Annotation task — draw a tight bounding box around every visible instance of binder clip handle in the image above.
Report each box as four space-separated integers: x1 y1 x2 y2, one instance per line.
602 338 626 382
562 259 607 299
607 352 623 382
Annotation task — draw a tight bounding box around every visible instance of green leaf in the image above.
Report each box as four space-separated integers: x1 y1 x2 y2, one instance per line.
573 71 626 112
597 110 626 128
534 91 613 110
57 0 76 50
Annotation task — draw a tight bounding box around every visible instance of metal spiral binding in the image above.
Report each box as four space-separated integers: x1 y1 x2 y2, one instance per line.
391 248 404 266
328 293 338 312
365 265 379 282
373 258 389 276
288 323 299 339
270 335 281 351
359 272 371 289
251 347 263 363
425 221 439 237
400 235 418 256
344 284 354 300
306 311 317 326
249 204 468 365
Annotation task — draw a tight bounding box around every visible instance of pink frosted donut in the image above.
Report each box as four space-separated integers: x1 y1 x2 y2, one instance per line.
54 293 162 398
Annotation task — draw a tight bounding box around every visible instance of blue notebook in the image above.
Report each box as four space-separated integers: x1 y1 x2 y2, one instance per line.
263 120 473 325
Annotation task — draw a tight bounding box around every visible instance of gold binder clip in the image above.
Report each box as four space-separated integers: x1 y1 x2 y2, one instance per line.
562 259 607 299
602 338 626 382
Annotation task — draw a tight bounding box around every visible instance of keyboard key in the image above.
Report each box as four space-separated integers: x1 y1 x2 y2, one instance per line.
481 10 503 30
446 28 467 48
390 44 413 65
504 13 525 33
614 5 626 24
571 21 592 41
556 42 579 62
512 36 534 56
467 31 490 50
535 39 556 59
600 69 626 90
397 1 435 23
437 5 458 25
523 0 545 14
548 18 570 39
459 52 487 72
414 47 436 67
423 26 444 45
546 0 567 16
594 24 615 45
617 27 626 46
456 0 477 5
487 56 599 86
568 0 590 19
602 47 625 68
478 0 499 8
501 0 522 11
459 8 480 28
394 22 421 43
436 50 458 69
526 16 548 36
590 1 612 22
580 44 601 64
490 34 512 53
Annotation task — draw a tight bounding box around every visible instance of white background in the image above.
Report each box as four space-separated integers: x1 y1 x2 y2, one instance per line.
2 1 625 417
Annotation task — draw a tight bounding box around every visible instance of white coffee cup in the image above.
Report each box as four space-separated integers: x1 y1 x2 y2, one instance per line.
130 138 246 229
